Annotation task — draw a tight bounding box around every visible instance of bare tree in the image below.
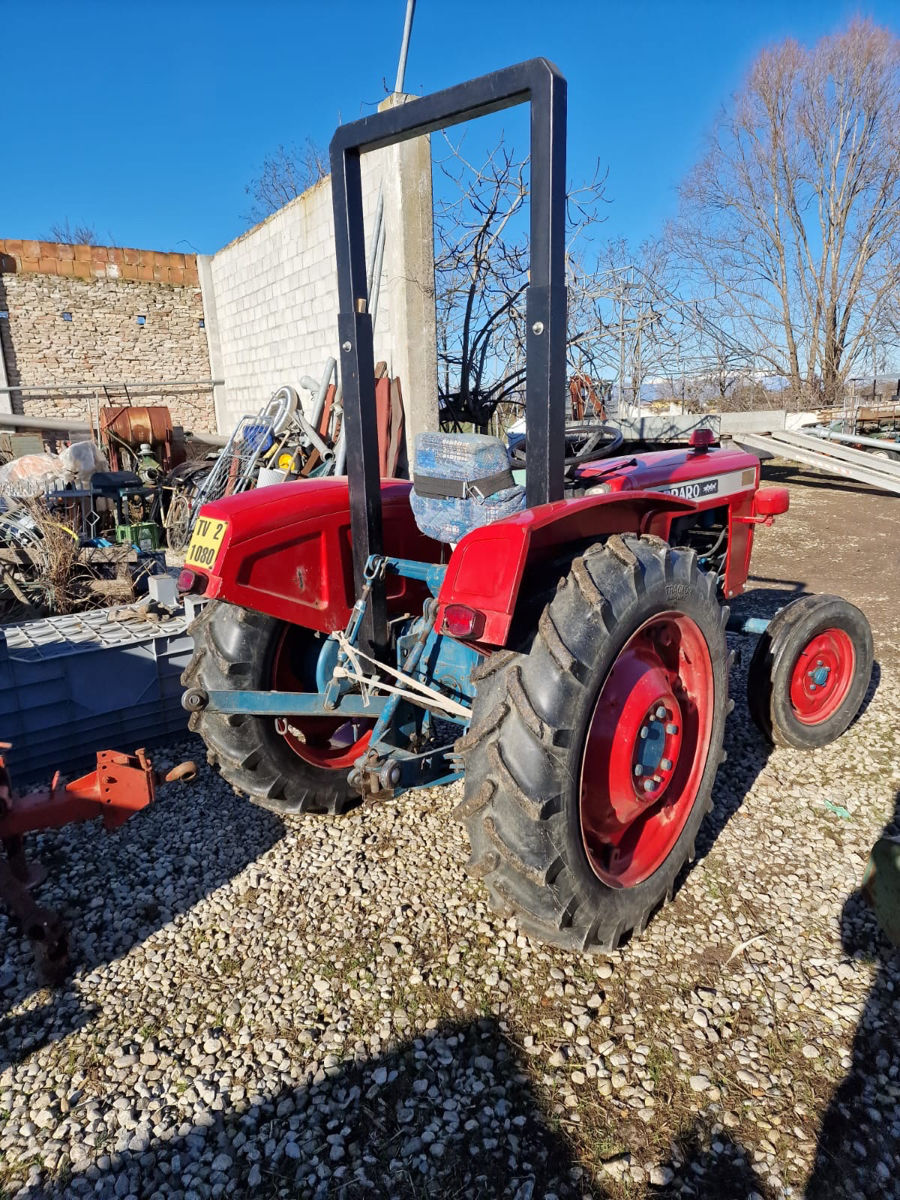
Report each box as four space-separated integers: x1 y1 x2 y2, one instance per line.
47 220 97 245
244 139 329 225
434 136 609 430
672 19 900 408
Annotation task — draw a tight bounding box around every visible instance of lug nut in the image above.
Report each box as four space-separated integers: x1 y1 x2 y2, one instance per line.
665 723 678 735
810 683 817 691
660 757 673 771
639 726 648 739
634 765 643 777
643 779 655 792
655 706 667 719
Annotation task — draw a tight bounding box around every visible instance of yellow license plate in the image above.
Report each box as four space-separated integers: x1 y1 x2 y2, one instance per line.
185 517 228 570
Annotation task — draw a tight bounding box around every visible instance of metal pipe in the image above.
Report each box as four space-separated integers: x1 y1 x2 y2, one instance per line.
735 431 900 497
366 190 385 298
0 379 223 394
770 429 900 480
370 219 387 326
814 427 900 452
394 0 417 94
726 614 772 637
0 411 227 442
201 690 389 719
334 417 348 475
293 408 334 463
0 412 91 432
310 357 336 434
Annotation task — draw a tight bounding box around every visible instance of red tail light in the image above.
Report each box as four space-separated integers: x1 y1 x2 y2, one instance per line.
177 568 209 595
441 604 484 639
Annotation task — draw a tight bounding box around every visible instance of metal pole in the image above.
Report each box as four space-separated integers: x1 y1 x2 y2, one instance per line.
366 191 385 295
0 378 223 395
524 64 567 508
394 0 416 94
310 357 336 433
330 59 569 644
369 220 387 327
618 288 626 416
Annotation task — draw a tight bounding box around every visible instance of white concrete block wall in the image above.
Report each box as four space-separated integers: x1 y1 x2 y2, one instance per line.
203 108 437 450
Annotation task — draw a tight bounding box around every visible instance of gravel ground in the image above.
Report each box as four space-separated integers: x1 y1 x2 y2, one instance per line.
1 469 898 1200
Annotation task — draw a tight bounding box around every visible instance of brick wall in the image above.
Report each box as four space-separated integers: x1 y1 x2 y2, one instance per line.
0 241 215 432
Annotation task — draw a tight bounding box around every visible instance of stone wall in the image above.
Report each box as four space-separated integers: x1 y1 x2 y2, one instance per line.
0 241 215 432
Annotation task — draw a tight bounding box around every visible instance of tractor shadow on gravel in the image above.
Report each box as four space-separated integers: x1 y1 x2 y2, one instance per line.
804 791 900 1199
0 740 284 1073
7 1015 770 1199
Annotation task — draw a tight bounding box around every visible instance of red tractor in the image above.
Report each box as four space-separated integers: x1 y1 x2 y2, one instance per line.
179 60 873 952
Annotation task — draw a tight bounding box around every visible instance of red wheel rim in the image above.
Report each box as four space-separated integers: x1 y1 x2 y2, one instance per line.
580 612 714 888
271 628 372 769
788 627 855 725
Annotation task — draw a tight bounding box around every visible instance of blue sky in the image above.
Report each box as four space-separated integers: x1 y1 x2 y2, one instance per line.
3 1 897 256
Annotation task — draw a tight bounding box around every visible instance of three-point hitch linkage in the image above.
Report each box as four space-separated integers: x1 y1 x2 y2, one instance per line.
0 747 196 979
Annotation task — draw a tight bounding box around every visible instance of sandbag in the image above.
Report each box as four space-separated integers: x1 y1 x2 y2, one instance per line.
0 453 68 497
60 440 108 486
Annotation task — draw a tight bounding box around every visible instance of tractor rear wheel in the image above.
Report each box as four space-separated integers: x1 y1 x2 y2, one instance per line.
183 601 369 815
456 535 728 952
747 594 873 749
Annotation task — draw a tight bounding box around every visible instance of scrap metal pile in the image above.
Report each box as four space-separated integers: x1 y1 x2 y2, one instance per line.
0 406 186 619
0 745 195 979
0 361 407 617
168 359 405 548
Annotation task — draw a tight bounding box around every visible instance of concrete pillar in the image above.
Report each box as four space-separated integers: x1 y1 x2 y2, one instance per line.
196 254 229 434
378 93 439 457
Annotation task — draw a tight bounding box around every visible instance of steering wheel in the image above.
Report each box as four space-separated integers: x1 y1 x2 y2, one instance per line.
510 422 624 471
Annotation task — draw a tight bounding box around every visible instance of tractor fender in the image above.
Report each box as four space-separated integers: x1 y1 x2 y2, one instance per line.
436 490 712 648
188 478 443 633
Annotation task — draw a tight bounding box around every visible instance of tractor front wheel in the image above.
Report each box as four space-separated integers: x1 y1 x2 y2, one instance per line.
183 601 369 815
456 535 728 953
747 594 873 749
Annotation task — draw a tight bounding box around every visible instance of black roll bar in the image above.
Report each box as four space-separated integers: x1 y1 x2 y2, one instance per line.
330 58 568 656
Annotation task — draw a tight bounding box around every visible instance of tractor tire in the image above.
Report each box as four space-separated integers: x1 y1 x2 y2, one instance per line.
456 534 728 953
747 594 873 750
182 601 365 816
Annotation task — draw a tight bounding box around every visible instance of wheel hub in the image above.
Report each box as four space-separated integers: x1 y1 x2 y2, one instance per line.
580 612 714 889
809 662 830 688
632 702 683 803
789 628 855 724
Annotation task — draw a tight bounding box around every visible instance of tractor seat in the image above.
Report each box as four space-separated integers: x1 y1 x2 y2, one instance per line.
410 432 525 544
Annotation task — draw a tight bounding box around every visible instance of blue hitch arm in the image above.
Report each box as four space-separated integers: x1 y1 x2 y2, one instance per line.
725 614 774 637
183 690 388 719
